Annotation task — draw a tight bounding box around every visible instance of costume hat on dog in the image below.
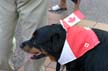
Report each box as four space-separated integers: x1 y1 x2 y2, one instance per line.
58 10 100 65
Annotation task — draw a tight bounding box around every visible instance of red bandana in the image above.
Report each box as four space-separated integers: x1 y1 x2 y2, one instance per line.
58 10 100 65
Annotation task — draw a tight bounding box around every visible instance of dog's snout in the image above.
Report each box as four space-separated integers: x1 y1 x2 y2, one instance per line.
20 42 26 49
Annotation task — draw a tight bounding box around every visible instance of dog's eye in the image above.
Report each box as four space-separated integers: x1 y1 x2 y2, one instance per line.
32 31 37 37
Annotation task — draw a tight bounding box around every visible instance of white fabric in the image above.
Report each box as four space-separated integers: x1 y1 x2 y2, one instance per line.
58 40 76 65
63 13 80 26
52 5 61 10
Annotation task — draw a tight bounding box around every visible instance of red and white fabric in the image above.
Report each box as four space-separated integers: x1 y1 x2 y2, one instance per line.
58 10 100 65
60 10 84 30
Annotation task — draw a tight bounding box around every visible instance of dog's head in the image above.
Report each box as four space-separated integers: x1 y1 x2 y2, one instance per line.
20 24 66 61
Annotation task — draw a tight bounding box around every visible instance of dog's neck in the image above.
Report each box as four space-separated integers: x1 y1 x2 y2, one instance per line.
50 25 66 61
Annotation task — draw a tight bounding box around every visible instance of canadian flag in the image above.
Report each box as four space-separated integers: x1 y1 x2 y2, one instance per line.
60 10 84 30
58 10 100 65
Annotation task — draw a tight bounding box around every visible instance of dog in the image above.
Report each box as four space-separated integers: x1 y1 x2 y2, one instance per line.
20 24 108 71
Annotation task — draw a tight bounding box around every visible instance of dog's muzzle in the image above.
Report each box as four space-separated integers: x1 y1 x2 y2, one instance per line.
20 40 33 49
20 42 25 49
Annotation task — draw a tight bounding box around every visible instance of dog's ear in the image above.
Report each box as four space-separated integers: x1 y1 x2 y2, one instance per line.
50 33 61 51
48 28 66 60
51 31 66 50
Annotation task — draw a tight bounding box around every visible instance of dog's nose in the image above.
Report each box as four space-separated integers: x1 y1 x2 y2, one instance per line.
20 42 26 49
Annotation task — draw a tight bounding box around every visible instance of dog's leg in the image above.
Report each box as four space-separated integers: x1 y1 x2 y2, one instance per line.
56 62 65 71
56 62 61 71
60 65 65 71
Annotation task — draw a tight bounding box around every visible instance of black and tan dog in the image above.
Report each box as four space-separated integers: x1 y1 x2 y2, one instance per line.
20 24 108 71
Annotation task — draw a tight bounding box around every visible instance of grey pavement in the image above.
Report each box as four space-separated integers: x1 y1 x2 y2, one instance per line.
49 0 108 23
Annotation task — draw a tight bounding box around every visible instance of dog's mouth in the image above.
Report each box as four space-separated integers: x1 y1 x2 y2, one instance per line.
20 42 41 55
20 41 57 61
21 42 50 56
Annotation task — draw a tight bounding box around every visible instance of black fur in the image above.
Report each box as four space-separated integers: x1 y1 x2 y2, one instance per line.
21 24 108 71
31 54 46 59
71 0 80 4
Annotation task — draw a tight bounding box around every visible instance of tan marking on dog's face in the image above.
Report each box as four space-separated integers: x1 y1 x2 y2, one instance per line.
29 48 56 61
23 45 56 61
23 45 41 55
49 55 56 61
29 48 42 55
23 45 31 53
23 45 48 56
